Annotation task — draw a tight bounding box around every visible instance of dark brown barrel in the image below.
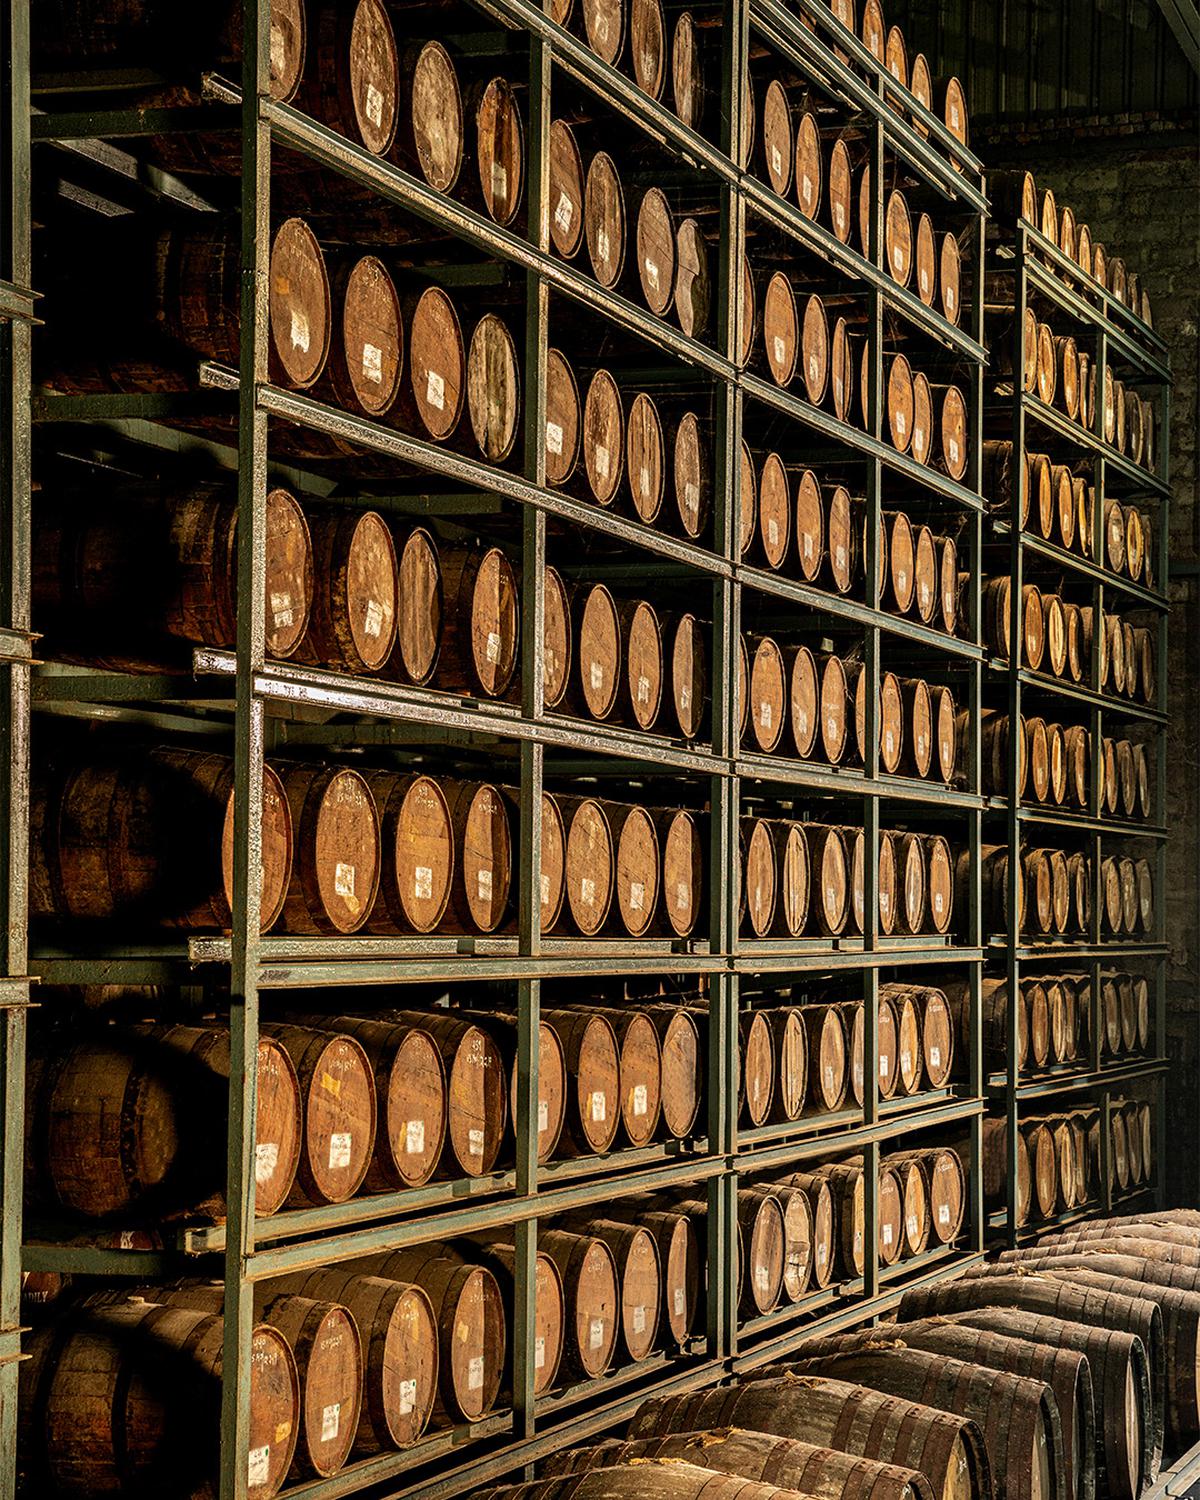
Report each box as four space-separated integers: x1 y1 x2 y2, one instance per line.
545 347 582 483
294 507 399 672
465 313 521 463
802 1005 848 1116
540 1426 937 1500
261 1025 376 1207
18 1301 300 1499
545 1007 620 1154
279 764 381 936
778 1346 1061 1500
663 608 703 736
26 1024 302 1220
378 1010 507 1176
402 285 466 440
463 1239 563 1396
362 771 452 936
474 1461 866 1498
468 77 524 226
31 748 293 934
740 1010 775 1125
561 795 614 935
331 255 403 420
560 1218 660 1359
573 583 621 722
583 368 624 506
644 1006 702 1139
539 1229 620 1380
287 1012 446 1191
358 1248 504 1423
443 779 512 934
33 484 313 670
387 525 442 687
252 1292 361 1481
629 1377 990 1500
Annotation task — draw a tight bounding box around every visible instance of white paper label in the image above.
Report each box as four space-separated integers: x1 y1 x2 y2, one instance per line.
949 437 960 467
406 1119 426 1155
248 1446 270 1488
808 353 819 386
644 257 660 289
255 1142 279 1185
827 713 838 737
538 1100 549 1133
591 1091 607 1123
271 590 294 629
836 544 847 572
321 1403 341 1443
639 464 650 497
637 673 650 705
633 1304 647 1333
773 335 786 368
931 1046 942 1068
630 880 646 912
938 1203 951 1225
546 420 564 456
947 286 957 313
883 1222 893 1245
398 1378 417 1415
804 533 815 561
825 1063 835 1092
680 685 691 711
535 1336 546 1368
468 1356 485 1391
364 598 384 638
290 309 310 353
676 880 689 911
589 1317 606 1350
934 891 945 913
880 1054 889 1077
768 517 779 549
755 1264 770 1291
468 1127 485 1156
907 1215 919 1239
885 728 895 757
674 1286 686 1315
366 83 384 128
334 862 356 899
895 410 907 438
414 865 433 901
802 173 814 208
270 22 286 76
491 162 507 202
915 424 926 453
854 1230 864 1253
920 267 930 296
797 705 809 736
597 228 610 264
760 701 772 729
892 244 904 272
426 369 445 411
540 873 551 907
478 868 493 903
554 191 574 232
595 442 609 478
835 203 846 233
633 1083 648 1116
581 876 596 907
588 657 606 693
684 480 699 516
901 1050 912 1075
329 1132 352 1170
362 342 383 384
771 144 783 178
485 630 502 664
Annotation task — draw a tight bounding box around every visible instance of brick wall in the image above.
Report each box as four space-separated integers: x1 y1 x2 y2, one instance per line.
988 135 1199 1205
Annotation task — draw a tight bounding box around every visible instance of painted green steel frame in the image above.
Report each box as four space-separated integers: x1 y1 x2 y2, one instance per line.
989 220 1172 1247
15 1 994 1495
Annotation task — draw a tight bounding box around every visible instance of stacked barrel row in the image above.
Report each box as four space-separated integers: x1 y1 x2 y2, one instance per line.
963 971 1154 1078
974 844 1155 938
741 635 960 779
979 711 1154 820
739 983 956 1128
982 578 1157 702
25 1002 709 1225
31 747 711 939
740 819 956 939
984 441 1156 585
993 169 1157 329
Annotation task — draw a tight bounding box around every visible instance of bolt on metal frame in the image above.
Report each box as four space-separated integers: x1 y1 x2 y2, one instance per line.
12 0 994 1495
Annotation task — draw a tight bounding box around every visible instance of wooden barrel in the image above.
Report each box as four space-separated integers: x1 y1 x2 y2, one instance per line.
278 764 381 936
287 1012 446 1191
549 120 586 258
359 1248 504 1422
634 188 675 316
804 1321 1093 1500
778 1346 1062 1500
644 1008 702 1138
476 1461 911 1499
784 644 820 759
559 794 613 936
622 1202 700 1344
583 149 626 289
545 1007 620 1155
747 634 787 753
900 1300 1156 1500
756 450 791 570
582 368 625 506
630 0 667 96
26 1025 301 1220
819 653 851 764
762 271 798 386
442 779 512 934
740 1010 775 1126
31 748 294 933
272 1268 438 1451
545 347 582 483
363 772 453 936
572 583 621 721
541 1426 937 1500
465 313 521 462
629 1376 990 1500
606 1007 661 1143
261 1025 376 1207
461 1239 563 1396
18 1301 300 1498
807 824 850 936
607 801 659 939
739 1188 786 1315
539 1229 620 1379
33 484 313 671
815 1160 866 1277
675 217 710 338
802 1005 848 1115
253 1292 361 1480
402 285 466 440
559 1219 660 1360
741 818 778 939
447 1012 563 1164
388 525 442 687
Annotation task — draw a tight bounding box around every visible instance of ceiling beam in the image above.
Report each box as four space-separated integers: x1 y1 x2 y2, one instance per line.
1154 0 1200 76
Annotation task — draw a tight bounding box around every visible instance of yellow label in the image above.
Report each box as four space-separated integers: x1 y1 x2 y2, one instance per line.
321 1072 342 1098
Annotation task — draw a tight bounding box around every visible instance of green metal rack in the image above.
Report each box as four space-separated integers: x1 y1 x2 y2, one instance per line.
985 214 1172 1245
14 1 993 1497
